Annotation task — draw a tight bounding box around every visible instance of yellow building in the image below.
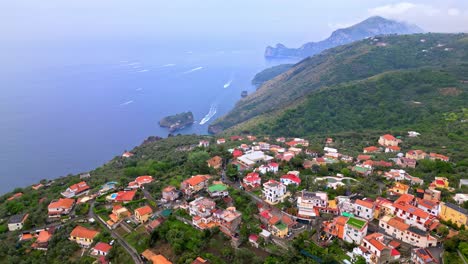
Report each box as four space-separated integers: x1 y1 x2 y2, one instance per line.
271 222 288 238
69 226 100 248
134 205 153 224
389 182 410 195
439 202 468 228
430 177 450 189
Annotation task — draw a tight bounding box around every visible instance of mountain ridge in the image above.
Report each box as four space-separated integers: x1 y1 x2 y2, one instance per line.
265 16 423 59
210 33 468 135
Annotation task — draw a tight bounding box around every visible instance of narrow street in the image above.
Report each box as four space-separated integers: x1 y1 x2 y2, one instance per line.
89 201 143 264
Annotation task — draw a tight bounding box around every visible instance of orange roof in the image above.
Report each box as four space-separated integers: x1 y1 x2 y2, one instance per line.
93 242 112 253
387 217 409 231
369 238 387 251
394 202 429 219
36 230 52 243
115 190 136 201
136 175 153 185
382 134 396 141
356 199 374 209
184 175 209 186
192 257 208 264
268 215 281 225
395 194 414 204
7 192 23 201
69 181 90 193
336 216 349 226
387 146 401 151
135 205 153 216
21 233 33 241
70 226 99 240
48 198 75 210
364 146 379 152
163 186 176 192
152 254 172 264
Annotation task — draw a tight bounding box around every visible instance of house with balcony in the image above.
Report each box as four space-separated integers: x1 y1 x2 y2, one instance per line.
242 172 261 189
411 248 438 264
236 150 274 169
343 217 369 244
353 233 400 264
280 174 301 186
61 181 90 198
135 205 153 224
8 213 29 231
128 175 154 189
379 216 438 248
189 197 217 229
212 207 242 237
354 199 375 220
48 198 75 218
162 186 179 202
406 150 428 160
181 175 210 196
297 191 328 218
69 226 100 248
378 134 400 147
262 180 287 205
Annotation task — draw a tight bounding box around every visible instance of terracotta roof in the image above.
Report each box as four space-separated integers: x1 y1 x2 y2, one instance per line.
69 181 90 193
184 175 209 186
395 194 414 204
387 146 401 151
394 202 429 219
135 175 153 185
356 199 374 209
249 234 259 241
364 146 379 152
163 186 176 192
21 233 33 241
389 240 401 248
135 205 153 216
93 242 112 253
232 149 243 157
192 257 208 264
36 230 52 243
48 198 75 210
280 174 301 184
244 172 260 183
336 216 349 226
387 217 409 231
115 190 137 201
268 215 281 225
391 248 400 256
70 226 99 240
382 134 396 141
357 155 371 160
369 238 387 251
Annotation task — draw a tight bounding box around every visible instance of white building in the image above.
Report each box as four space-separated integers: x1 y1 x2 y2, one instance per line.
237 151 274 168
354 199 375 220
262 180 287 205
297 191 328 218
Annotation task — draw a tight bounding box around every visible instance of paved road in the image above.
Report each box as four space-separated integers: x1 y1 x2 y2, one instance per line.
89 201 143 264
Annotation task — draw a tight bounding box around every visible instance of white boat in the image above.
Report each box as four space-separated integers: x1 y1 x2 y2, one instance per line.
223 80 232 88
200 105 217 125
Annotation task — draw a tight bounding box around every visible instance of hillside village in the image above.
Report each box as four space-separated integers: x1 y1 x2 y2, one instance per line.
0 132 467 264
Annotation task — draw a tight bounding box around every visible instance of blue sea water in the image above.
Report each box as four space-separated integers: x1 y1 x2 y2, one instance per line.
0 38 297 194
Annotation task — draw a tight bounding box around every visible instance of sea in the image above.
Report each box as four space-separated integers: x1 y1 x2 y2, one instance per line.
0 37 297 194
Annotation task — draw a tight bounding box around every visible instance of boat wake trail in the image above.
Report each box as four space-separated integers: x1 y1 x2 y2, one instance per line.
199 104 217 125
223 79 233 88
162 64 176 67
183 66 203 74
119 100 134 106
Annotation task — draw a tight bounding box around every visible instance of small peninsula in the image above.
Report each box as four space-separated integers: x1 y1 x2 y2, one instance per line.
159 111 194 132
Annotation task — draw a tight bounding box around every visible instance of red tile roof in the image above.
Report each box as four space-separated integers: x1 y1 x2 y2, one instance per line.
115 190 137 202
135 175 153 185
70 226 99 240
382 134 396 141
69 181 90 194
232 149 243 158
135 205 153 216
363 146 379 152
93 242 112 253
280 174 301 184
48 198 75 210
356 199 374 209
184 175 209 186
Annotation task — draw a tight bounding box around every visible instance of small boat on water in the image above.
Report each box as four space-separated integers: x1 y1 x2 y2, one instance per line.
241 91 248 98
200 105 217 125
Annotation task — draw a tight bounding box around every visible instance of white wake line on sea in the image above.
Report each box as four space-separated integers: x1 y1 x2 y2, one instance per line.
162 64 176 67
137 69 149 72
183 67 203 74
119 100 134 106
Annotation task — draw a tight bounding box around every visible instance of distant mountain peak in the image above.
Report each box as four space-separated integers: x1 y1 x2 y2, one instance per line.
265 16 423 58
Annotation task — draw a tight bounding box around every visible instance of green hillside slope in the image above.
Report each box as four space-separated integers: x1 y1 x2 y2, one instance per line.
210 33 468 134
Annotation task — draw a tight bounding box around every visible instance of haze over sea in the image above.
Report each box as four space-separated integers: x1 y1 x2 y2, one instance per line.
0 37 296 194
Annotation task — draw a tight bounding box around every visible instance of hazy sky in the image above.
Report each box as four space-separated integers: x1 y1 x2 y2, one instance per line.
1 0 468 47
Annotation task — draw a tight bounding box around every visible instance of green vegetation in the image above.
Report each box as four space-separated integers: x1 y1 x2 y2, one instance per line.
159 111 194 132
211 33 468 134
252 64 293 86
